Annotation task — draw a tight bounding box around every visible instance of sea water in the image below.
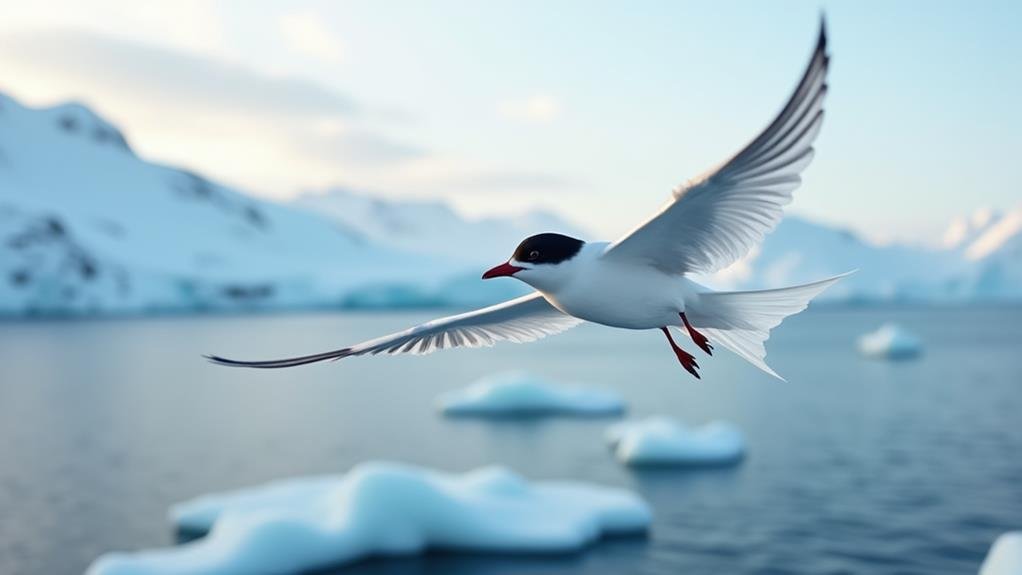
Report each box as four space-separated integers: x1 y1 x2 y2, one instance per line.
0 306 1019 574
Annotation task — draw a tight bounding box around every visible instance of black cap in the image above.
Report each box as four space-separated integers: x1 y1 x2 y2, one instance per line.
513 233 585 265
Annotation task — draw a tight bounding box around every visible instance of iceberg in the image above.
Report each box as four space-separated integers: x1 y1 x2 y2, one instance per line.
437 372 625 416
87 461 651 575
857 323 924 360
980 532 1022 575
606 417 746 467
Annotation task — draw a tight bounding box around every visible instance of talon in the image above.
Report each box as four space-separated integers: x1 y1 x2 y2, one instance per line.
676 349 700 379
660 327 702 380
681 312 713 356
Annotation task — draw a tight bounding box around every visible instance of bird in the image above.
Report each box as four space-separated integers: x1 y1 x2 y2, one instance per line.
207 18 846 381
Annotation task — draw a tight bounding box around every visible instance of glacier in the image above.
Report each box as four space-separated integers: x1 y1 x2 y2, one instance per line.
85 461 652 575
606 417 746 467
437 372 626 416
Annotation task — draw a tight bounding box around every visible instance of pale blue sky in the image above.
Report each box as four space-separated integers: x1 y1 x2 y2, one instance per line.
1 1 1019 242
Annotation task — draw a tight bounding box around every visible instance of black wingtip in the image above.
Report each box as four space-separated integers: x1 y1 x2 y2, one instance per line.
818 12 828 50
203 354 274 368
204 354 241 366
203 347 356 369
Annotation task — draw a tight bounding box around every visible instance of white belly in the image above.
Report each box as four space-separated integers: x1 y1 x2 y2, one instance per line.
542 259 699 330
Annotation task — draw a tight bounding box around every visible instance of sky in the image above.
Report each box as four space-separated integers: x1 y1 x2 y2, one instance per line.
0 0 1019 243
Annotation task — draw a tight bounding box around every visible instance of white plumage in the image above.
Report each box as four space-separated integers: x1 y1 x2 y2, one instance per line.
207 293 580 368
208 19 846 380
604 25 828 275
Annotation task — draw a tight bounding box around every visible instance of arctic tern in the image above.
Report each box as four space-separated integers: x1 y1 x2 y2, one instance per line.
208 19 846 380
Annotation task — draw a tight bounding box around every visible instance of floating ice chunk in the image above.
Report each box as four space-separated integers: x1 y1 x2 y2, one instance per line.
857 323 923 360
437 372 625 416
606 417 745 466
87 462 651 575
980 532 1022 575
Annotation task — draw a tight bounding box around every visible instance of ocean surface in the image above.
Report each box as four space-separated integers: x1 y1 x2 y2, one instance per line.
1 306 1020 575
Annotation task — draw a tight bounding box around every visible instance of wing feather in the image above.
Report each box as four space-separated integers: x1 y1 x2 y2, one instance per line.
205 292 582 369
603 19 829 275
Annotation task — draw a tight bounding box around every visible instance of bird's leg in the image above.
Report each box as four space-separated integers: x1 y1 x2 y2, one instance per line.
680 312 713 356
660 327 700 379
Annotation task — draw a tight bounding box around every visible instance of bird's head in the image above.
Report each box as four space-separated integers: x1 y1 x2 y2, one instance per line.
482 233 586 292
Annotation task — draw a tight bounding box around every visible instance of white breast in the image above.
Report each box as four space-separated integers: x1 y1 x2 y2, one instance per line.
537 243 700 330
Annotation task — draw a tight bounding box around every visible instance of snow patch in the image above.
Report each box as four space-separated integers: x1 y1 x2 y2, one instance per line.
437 372 625 416
606 417 746 466
86 461 651 575
979 532 1022 575
966 209 1022 261
857 323 923 360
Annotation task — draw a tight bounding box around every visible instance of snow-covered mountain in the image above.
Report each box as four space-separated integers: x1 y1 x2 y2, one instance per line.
703 217 962 301
0 93 478 315
296 187 1022 303
292 188 587 265
0 90 1019 317
704 208 1022 302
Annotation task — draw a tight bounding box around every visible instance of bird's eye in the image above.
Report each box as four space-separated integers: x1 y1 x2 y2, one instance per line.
529 250 540 260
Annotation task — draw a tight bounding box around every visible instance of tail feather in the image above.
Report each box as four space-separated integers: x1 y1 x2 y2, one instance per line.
690 272 853 381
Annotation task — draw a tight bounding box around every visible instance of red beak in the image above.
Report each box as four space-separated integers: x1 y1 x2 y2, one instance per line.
482 261 525 279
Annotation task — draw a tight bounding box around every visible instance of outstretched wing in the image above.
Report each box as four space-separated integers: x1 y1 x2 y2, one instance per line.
603 19 829 275
206 292 582 368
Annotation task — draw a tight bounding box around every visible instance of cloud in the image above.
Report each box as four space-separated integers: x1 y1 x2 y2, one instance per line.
447 170 577 192
498 95 560 123
0 30 355 118
299 123 427 165
279 11 345 64
0 0 228 56
0 28 578 213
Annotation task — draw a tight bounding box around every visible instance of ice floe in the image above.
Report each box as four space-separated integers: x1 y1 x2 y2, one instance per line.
437 372 625 416
857 323 924 360
980 532 1022 575
87 461 651 575
606 417 746 466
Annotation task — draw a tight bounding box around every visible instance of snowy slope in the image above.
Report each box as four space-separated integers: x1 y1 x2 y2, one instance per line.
703 217 972 301
292 188 588 265
0 93 451 315
704 209 1022 302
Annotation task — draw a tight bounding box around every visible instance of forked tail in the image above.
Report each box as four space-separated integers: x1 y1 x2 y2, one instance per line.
688 272 853 381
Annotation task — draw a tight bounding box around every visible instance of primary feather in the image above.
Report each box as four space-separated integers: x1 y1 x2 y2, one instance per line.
206 293 582 368
603 19 829 275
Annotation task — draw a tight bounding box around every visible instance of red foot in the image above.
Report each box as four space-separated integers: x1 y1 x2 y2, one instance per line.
681 312 713 356
660 327 701 380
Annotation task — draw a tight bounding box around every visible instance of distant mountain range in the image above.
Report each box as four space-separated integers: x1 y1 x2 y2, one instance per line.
702 207 1022 302
0 92 557 315
0 92 1018 316
291 189 588 266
